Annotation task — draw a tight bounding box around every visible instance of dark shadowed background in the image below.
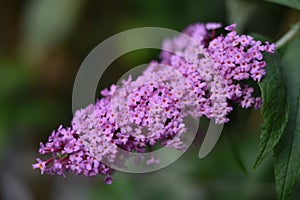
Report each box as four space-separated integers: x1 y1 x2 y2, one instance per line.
0 0 299 199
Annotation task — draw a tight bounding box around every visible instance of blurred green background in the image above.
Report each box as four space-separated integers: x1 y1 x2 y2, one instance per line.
0 0 300 199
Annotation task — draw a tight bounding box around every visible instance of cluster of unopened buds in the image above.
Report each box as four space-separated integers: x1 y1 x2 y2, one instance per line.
33 22 275 184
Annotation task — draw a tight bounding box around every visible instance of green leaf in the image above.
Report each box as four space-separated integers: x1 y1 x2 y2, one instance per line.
254 53 288 168
265 0 300 10
274 36 300 200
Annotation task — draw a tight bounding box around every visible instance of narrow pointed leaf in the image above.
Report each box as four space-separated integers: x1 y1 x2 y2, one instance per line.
274 36 300 200
254 53 288 168
265 0 300 10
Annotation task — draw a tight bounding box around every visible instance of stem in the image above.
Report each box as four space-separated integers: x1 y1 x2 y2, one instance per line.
211 29 216 39
45 158 54 166
276 21 300 49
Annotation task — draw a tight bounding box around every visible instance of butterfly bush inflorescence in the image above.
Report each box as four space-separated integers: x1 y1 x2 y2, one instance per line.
33 23 275 184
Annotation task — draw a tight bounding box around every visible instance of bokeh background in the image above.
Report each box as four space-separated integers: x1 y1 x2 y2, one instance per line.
1 0 300 199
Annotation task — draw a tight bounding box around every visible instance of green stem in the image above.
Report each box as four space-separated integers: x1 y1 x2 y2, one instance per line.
276 21 300 49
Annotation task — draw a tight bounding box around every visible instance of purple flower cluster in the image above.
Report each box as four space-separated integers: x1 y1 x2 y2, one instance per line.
32 125 113 184
33 22 275 184
127 83 183 144
160 23 275 123
208 24 275 109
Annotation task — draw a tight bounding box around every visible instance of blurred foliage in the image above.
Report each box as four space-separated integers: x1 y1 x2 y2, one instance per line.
266 0 300 10
0 0 300 200
274 35 300 200
20 0 84 63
